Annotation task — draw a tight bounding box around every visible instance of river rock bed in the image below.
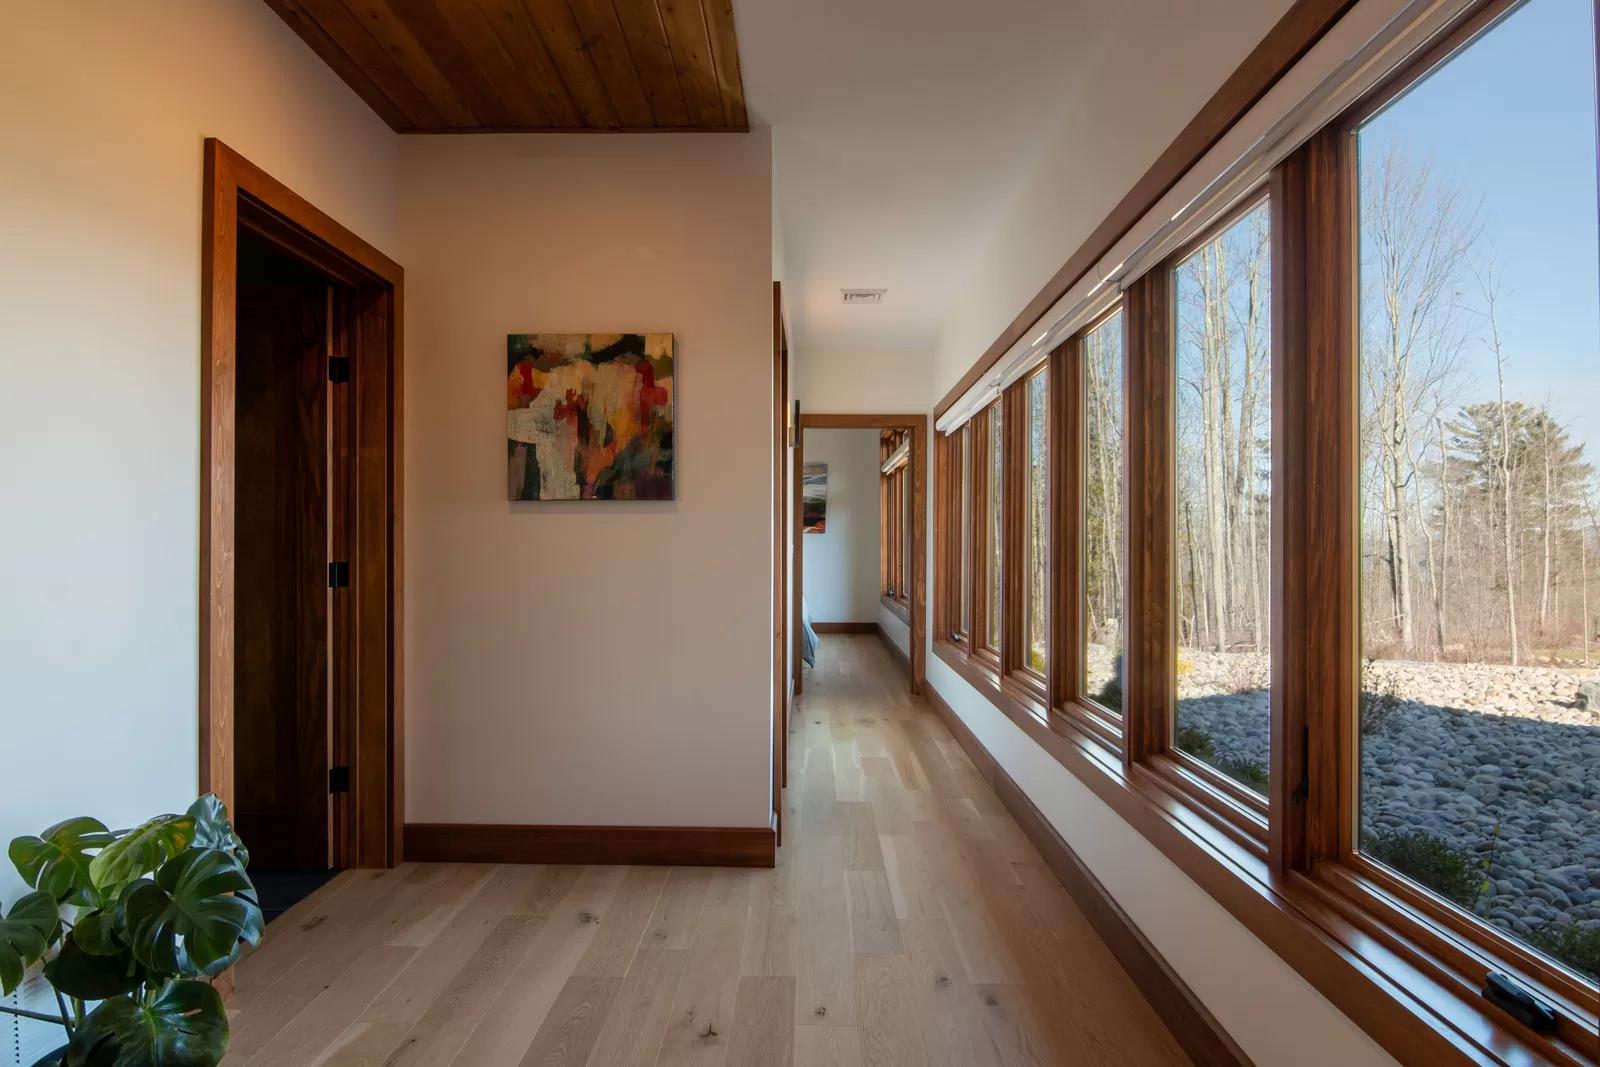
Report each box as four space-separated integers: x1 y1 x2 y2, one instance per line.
1171 650 1600 938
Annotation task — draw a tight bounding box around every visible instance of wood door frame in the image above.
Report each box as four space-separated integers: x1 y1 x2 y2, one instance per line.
797 413 928 694
200 138 405 869
771 282 789 843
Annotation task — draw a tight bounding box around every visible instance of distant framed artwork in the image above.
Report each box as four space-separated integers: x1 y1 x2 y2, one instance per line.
507 333 675 500
803 463 828 533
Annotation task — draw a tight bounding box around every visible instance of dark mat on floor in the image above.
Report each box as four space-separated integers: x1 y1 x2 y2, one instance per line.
252 869 340 924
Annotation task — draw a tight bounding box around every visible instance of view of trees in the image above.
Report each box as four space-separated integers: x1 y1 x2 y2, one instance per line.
1361 144 1597 665
1026 371 1049 673
1084 312 1126 703
1175 205 1274 660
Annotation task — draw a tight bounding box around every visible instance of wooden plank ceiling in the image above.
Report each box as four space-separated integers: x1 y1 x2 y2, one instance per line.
264 0 747 132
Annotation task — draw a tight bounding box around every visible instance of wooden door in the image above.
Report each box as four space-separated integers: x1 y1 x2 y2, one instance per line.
233 247 331 872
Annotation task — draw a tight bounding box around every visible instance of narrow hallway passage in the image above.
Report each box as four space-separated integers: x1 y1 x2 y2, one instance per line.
219 635 1188 1066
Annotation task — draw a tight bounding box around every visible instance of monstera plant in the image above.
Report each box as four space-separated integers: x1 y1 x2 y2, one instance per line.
0 796 262 1067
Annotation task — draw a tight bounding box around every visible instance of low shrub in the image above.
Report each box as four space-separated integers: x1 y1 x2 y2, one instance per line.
1094 678 1122 710
1175 724 1215 759
1526 922 1600 982
1214 756 1269 792
1364 828 1487 908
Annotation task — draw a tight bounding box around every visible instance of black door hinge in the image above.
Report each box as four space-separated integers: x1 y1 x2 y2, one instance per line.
328 561 349 588
329 766 350 795
328 356 350 383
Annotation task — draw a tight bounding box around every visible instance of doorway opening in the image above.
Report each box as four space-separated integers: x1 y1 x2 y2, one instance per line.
200 140 404 892
793 414 927 698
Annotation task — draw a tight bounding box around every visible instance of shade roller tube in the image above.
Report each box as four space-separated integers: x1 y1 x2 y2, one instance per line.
936 0 1477 432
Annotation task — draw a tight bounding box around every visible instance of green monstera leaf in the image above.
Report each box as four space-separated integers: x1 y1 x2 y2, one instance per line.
45 934 140 1001
183 797 248 869
66 979 229 1067
10 817 115 907
0 890 59 995
123 850 261 978
90 815 194 897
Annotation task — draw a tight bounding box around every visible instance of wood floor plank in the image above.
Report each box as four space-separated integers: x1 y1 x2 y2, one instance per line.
879 836 942 920
587 948 688 1066
854 954 927 1067
899 918 1002 1067
451 866 627 1065
312 1021 411 1067
838 802 885 871
518 975 621 1067
969 984 1052 1067
724 975 796 1067
379 868 586 1067
655 903 747 1066
576 865 670 977
361 864 537 1025
220 638 1191 1067
741 898 797 977
645 867 714 950
793 1025 865 1067
845 870 902 955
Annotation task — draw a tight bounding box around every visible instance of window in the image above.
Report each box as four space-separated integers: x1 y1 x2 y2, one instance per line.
881 430 911 608
1024 369 1049 675
928 0 1600 1055
1173 200 1272 796
956 426 971 642
986 401 1003 653
1083 310 1125 711
1356 0 1600 983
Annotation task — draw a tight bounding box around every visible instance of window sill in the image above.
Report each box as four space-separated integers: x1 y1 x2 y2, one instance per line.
879 595 911 624
929 639 1599 1066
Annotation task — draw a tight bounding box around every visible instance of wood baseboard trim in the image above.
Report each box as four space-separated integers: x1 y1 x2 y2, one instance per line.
812 621 878 633
923 680 1254 1067
402 823 776 868
877 625 912 676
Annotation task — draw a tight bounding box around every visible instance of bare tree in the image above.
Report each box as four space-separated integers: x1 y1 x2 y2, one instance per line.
1361 144 1481 655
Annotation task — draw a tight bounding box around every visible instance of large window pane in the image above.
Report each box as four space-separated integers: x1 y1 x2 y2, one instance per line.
987 402 1003 651
1025 370 1049 674
959 427 971 638
1358 0 1600 984
1174 202 1273 795
1084 311 1125 709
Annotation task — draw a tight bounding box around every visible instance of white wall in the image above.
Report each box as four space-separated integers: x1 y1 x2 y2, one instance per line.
794 346 935 413
921 0 1404 1063
878 605 910 658
800 429 880 623
0 0 397 903
399 132 774 829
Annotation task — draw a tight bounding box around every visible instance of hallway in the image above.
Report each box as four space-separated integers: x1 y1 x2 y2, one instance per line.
220 635 1188 1066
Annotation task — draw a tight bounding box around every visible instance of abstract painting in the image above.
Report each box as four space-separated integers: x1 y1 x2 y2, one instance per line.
507 333 674 500
803 463 828 533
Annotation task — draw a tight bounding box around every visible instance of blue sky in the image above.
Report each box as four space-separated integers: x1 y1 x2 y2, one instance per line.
1360 0 1600 455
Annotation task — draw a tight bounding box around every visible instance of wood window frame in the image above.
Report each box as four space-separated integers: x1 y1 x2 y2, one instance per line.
935 424 973 652
968 403 1004 676
1053 309 1129 754
880 429 912 618
930 0 1600 1059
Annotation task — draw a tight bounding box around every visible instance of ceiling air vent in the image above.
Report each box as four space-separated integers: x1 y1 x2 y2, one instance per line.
841 288 886 305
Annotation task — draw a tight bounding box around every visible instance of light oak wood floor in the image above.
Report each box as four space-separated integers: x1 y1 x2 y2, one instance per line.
221 635 1190 1067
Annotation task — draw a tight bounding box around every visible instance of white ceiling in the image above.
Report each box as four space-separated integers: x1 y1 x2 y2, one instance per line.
734 0 1135 350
